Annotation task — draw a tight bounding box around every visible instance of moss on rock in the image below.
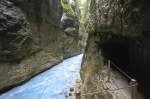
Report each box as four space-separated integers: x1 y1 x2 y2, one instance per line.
61 0 75 17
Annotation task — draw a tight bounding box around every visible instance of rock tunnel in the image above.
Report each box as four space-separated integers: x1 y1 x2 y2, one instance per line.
82 0 150 98
99 35 130 71
98 34 150 98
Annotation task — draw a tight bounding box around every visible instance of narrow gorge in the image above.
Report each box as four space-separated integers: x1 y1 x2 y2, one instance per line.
0 0 82 91
0 0 150 99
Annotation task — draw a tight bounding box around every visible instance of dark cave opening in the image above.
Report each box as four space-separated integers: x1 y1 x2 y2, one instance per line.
98 36 150 98
99 37 131 75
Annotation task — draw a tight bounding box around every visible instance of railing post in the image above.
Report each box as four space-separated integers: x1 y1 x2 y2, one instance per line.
107 60 111 82
130 79 138 99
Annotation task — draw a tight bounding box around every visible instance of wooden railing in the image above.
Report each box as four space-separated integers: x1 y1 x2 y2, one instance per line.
108 60 139 99
79 60 139 99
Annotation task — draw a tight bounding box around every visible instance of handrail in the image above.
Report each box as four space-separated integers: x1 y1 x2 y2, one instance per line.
79 60 139 99
109 60 133 80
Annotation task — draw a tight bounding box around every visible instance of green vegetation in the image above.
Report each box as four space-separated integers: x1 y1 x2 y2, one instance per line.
61 0 90 24
77 0 91 24
61 0 75 17
76 0 81 6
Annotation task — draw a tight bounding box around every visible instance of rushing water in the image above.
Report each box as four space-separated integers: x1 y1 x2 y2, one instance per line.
0 54 83 99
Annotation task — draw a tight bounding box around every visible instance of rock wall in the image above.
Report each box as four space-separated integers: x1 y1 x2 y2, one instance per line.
0 0 32 62
82 0 150 98
0 0 82 91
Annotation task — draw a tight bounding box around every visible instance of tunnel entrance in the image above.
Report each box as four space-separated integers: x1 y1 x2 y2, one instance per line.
98 34 150 98
99 36 131 75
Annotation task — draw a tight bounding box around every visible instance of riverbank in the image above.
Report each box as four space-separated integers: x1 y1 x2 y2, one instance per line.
0 54 83 99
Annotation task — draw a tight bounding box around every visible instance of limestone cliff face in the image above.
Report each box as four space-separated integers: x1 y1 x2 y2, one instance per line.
0 0 32 62
0 0 81 91
88 0 150 37
82 0 150 98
